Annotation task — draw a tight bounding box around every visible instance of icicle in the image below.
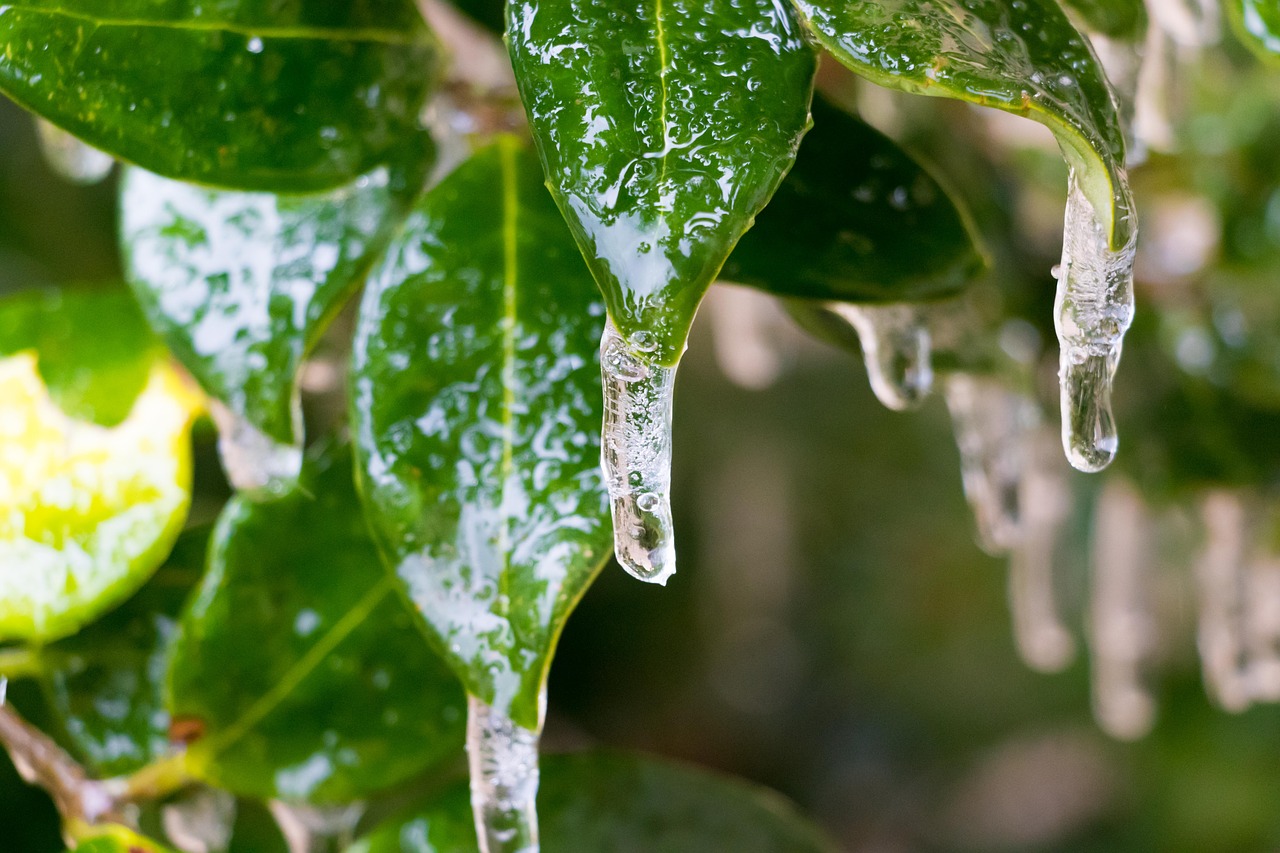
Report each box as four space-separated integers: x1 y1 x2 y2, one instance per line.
35 119 113 185
1088 478 1156 740
268 801 364 853
1053 173 1137 473
943 375 1038 555
1243 544 1280 702
828 303 933 411
209 400 303 499
162 788 237 853
466 695 541 853
600 318 677 585
1008 429 1077 673
1195 492 1253 711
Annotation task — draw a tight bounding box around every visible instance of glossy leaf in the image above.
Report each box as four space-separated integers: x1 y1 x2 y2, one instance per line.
0 1 439 191
508 0 817 364
1232 0 1280 59
720 96 984 304
1062 0 1148 39
120 164 424 447
36 530 207 778
0 290 200 643
352 137 611 730
166 444 466 804
793 0 1134 248
68 825 178 853
349 751 840 853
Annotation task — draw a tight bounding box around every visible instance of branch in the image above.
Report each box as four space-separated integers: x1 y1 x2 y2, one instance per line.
0 703 122 826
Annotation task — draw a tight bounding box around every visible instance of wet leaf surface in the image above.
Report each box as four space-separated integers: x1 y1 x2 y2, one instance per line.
508 0 816 364
166 443 466 803
352 138 611 730
349 751 839 853
0 1 439 191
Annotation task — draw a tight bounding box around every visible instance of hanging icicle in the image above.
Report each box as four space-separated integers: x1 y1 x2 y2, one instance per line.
466 695 541 853
828 302 933 411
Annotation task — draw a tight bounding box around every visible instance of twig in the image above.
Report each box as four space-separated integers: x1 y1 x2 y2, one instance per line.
0 703 122 825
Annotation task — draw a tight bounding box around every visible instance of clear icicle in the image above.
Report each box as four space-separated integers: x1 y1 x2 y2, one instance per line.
1053 173 1137 473
466 695 541 853
209 400 303 499
600 318 677 585
1089 477 1156 740
268 802 364 853
1195 492 1253 711
35 119 114 184
829 302 933 411
943 375 1039 555
162 787 237 853
1008 429 1077 673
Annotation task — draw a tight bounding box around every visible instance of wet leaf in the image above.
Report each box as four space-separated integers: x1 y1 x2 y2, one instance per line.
348 751 840 853
166 443 466 804
1232 0 1280 60
0 290 200 643
507 0 816 364
120 164 425 447
720 96 984 304
68 825 178 853
0 2 439 192
352 137 611 730
1062 0 1148 39
35 530 208 778
794 0 1133 248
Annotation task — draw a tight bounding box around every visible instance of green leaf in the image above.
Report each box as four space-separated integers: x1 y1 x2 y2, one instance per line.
1232 0 1280 59
720 96 984 304
166 443 466 804
68 825 178 853
0 1 439 191
793 0 1134 248
120 164 425 447
0 290 200 643
35 529 207 778
507 0 817 365
349 751 840 853
351 137 611 730
1061 0 1148 39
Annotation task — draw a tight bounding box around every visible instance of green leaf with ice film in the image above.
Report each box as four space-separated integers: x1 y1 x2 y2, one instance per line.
120 164 424 447
1231 0 1280 61
349 751 839 853
793 0 1133 248
720 96 984 304
0 1 439 191
351 137 611 731
507 0 816 365
0 289 200 643
166 443 466 804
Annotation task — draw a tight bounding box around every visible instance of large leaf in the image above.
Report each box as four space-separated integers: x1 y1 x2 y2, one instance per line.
348 751 839 853
793 0 1134 248
507 0 816 364
352 137 611 730
0 2 439 191
120 164 424 450
166 443 466 804
0 290 200 643
720 96 984 304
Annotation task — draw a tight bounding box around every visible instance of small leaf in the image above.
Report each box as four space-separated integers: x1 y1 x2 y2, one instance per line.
68 825 178 853
720 96 984 304
120 164 425 448
36 529 207 778
0 290 200 643
349 751 840 853
352 137 611 730
1061 0 1148 39
0 2 439 191
507 0 816 364
166 443 466 804
793 0 1134 248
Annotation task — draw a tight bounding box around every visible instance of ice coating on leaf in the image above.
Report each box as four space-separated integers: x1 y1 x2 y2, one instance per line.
467 695 540 853
943 375 1038 554
35 119 113 184
600 319 677 585
1089 478 1155 740
1055 173 1138 473
829 303 932 411
209 400 303 500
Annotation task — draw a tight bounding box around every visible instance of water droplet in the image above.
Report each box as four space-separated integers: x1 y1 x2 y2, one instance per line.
829 303 933 411
247 36 264 54
466 695 541 853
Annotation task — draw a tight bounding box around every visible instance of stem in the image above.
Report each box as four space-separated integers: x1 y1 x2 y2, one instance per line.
118 752 194 803
466 695 541 853
0 704 121 825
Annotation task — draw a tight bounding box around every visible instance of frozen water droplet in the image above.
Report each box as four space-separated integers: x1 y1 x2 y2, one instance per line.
268 801 364 853
246 36 264 54
163 787 236 853
210 401 302 499
1195 492 1253 711
943 375 1039 555
467 695 541 853
1054 172 1137 473
829 302 933 411
600 319 677 585
35 118 113 184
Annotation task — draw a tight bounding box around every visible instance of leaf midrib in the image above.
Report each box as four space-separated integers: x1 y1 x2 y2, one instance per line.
497 139 519 607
